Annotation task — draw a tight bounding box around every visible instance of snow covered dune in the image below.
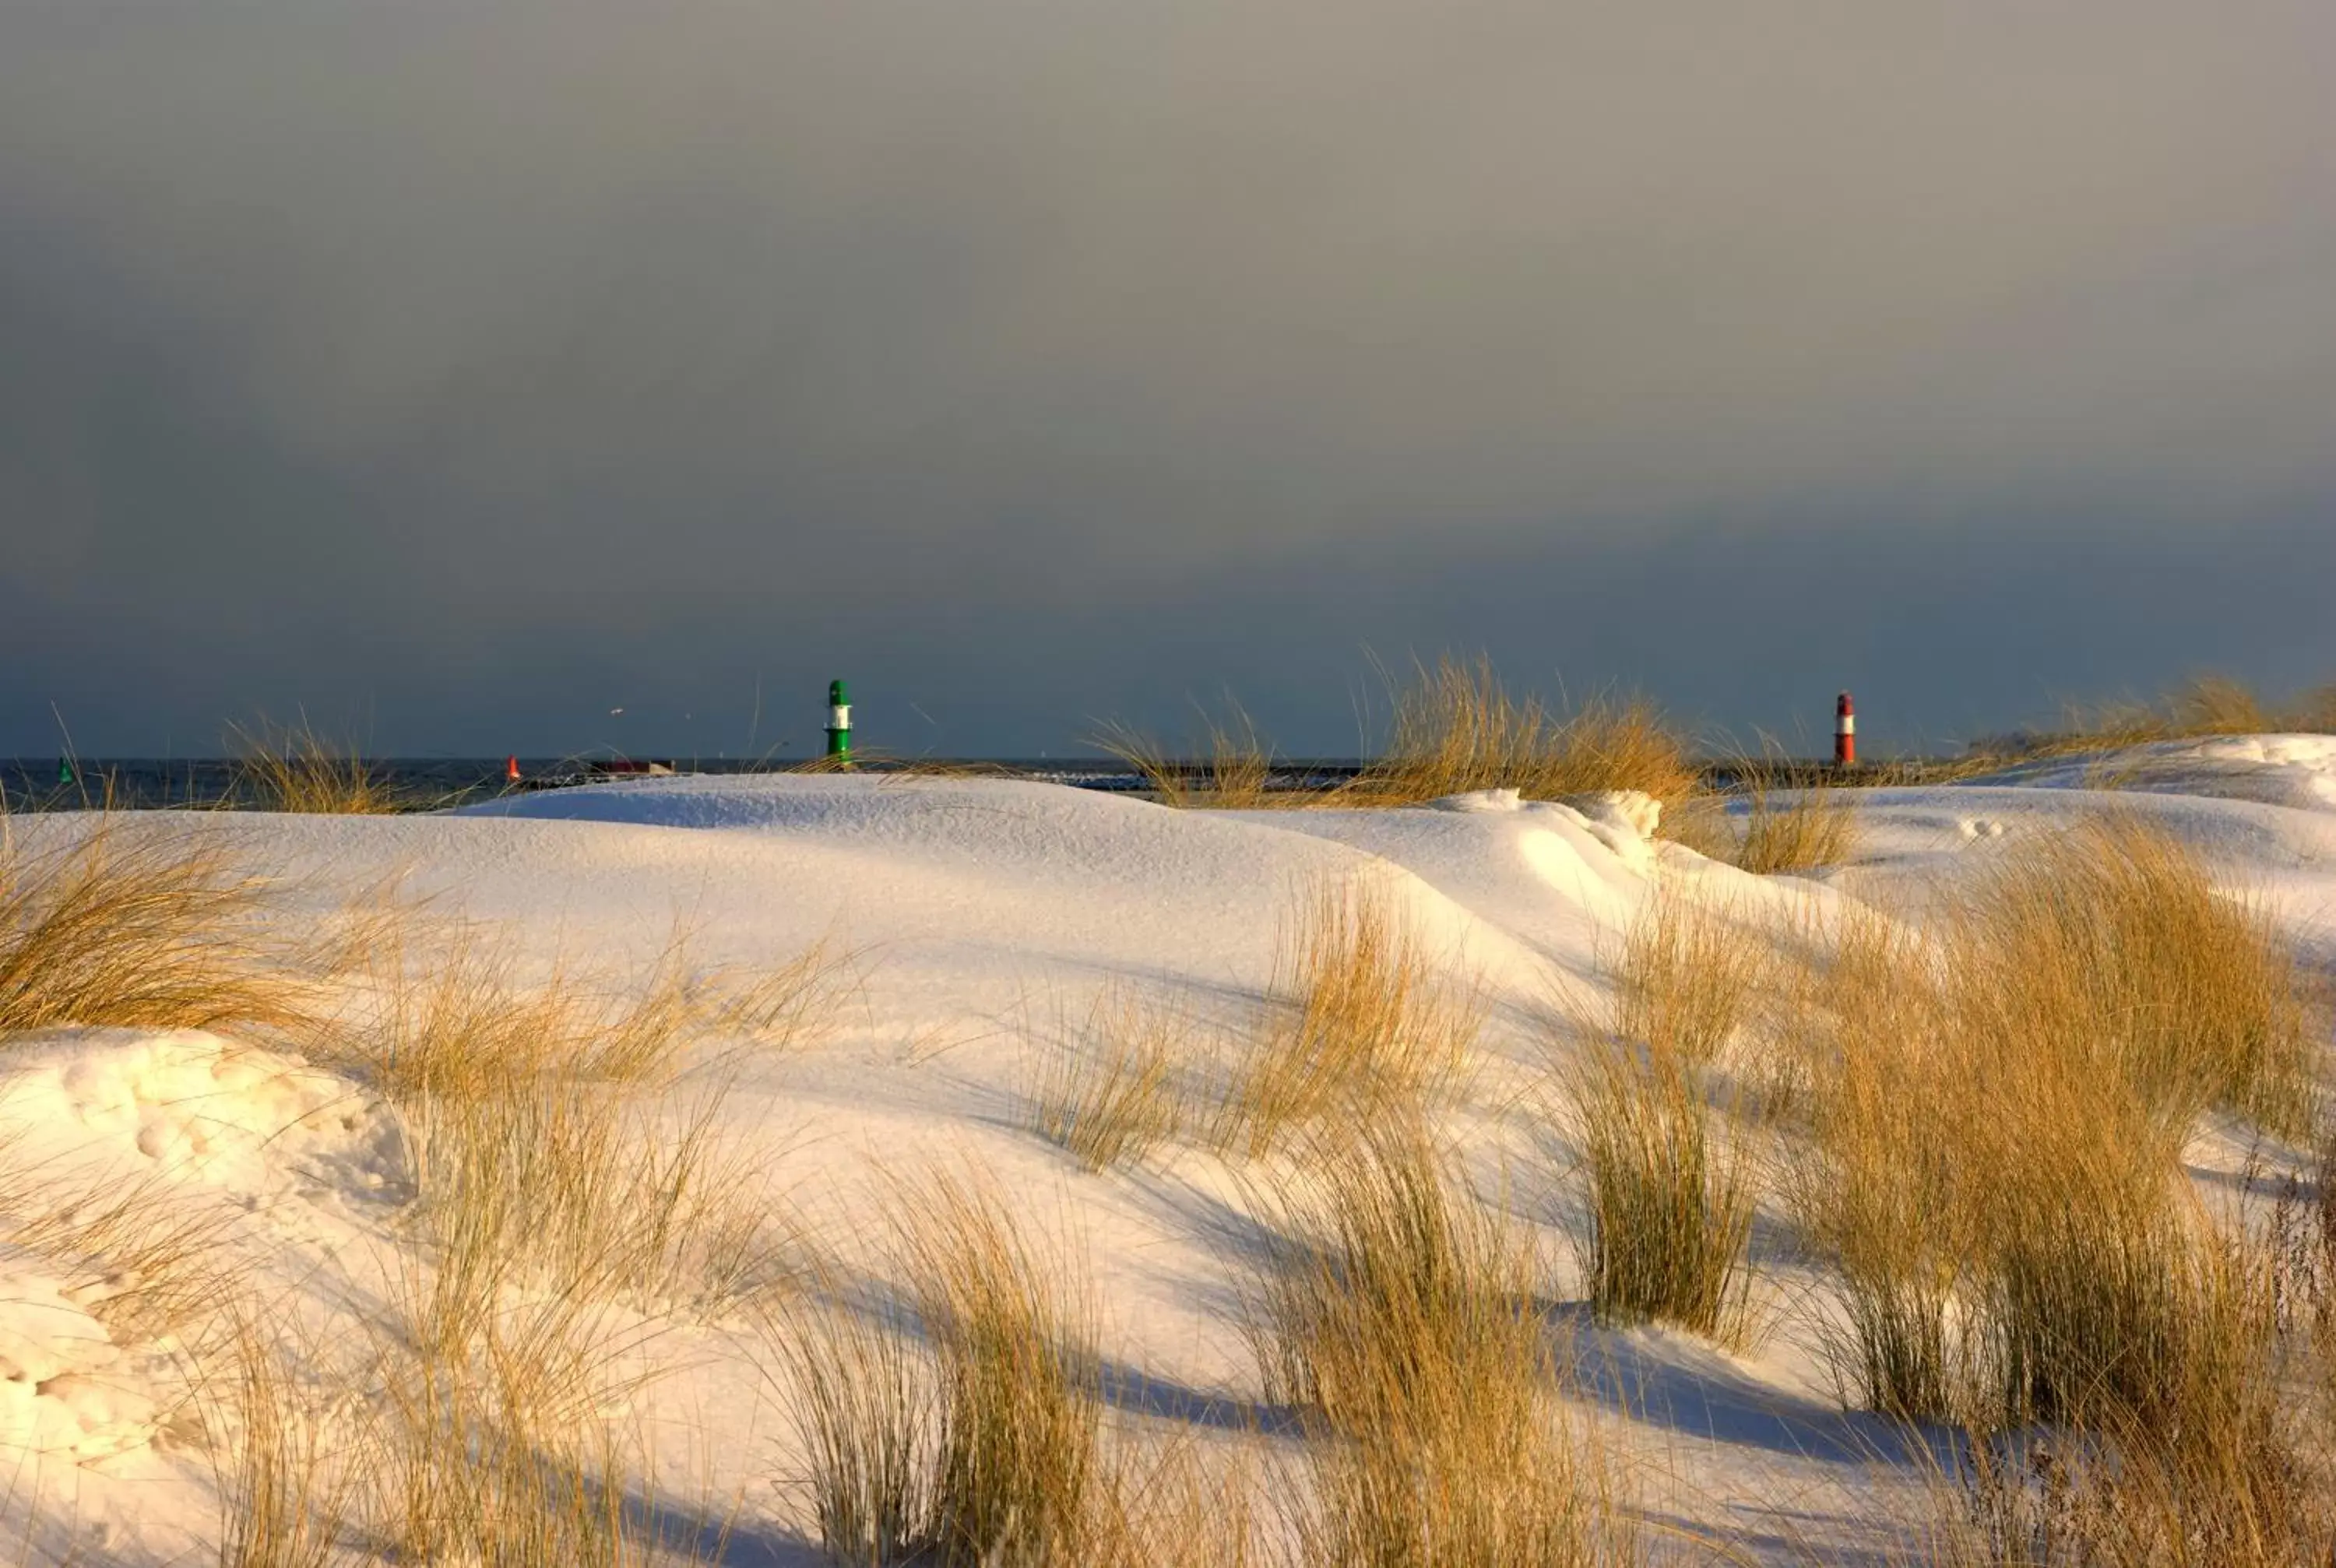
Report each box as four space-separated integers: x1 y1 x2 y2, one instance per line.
0 747 2330 1562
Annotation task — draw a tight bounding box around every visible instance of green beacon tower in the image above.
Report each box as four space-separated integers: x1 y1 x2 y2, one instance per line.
825 680 852 761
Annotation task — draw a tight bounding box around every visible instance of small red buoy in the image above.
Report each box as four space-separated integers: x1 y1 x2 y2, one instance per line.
505 754 522 783
1834 692 1856 768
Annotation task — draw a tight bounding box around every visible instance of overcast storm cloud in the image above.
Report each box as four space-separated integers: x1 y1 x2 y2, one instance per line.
2 0 2332 757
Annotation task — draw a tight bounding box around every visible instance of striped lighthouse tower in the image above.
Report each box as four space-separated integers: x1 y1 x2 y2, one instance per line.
1834 691 1856 769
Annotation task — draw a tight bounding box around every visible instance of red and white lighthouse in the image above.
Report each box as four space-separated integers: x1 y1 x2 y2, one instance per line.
1834 691 1856 768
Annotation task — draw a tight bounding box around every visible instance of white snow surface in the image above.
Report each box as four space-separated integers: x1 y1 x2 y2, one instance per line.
1962 732 2336 813
2 745 2333 1562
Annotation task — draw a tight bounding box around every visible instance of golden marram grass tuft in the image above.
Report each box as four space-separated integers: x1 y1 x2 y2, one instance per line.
1789 813 2324 1458
1251 1123 1634 1567
1089 654 1712 824
1214 875 1479 1158
1561 889 1764 1341
1030 981 1192 1172
1947 811 2317 1138
1345 653 1704 823
227 716 410 814
1093 700 1279 809
769 1172 1107 1567
1733 772 1859 875
0 814 311 1039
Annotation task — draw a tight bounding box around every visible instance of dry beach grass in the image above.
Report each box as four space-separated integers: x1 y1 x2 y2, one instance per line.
1214 876 1479 1159
772 1135 1631 1568
769 1176 1109 1567
1251 1125 1631 1566
1096 656 1715 836
1029 981 1191 1172
0 853 827 1564
184 923 832 1566
1778 817 2336 1563
1733 771 1860 875
0 813 311 1039
1563 891 1765 1341
1342 654 1703 821
1789 814 2323 1413
1095 704 1279 810
228 717 410 814
329 923 819 1328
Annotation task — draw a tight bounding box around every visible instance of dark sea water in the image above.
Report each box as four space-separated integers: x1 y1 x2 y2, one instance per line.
0 754 1848 814
0 757 1374 812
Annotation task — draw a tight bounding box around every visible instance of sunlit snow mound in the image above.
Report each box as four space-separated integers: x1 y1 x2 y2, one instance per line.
460 772 1687 965
1963 733 2336 813
0 1031 390 1464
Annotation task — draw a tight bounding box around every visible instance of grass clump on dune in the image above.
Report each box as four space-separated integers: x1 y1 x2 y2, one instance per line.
2018 670 2336 756
329 933 785 1562
1031 982 1191 1172
1782 823 2332 1564
229 716 408 814
2165 672 2278 735
206 1317 349 1568
2063 672 2276 746
1574 1040 1754 1341
911 1181 1101 1566
327 927 698 1106
2292 681 2336 733
1916 1348 2333 1568
1938 983 2251 1435
0 814 309 1039
322 926 814 1319
1607 888 1770 1071
1253 1125 1628 1567
146 921 783 1566
1215 877 1479 1158
775 1175 1287 1568
1733 771 1859 876
1565 890 1762 1341
1925 1257 2331 1568
1092 658 1706 820
770 1275 937 1566
361 1244 723 1566
1095 701 1278 809
773 1176 1105 1567
1782 909 1981 1419
332 922 829 1101
1346 654 1703 823
1949 813 2316 1139
1792 814 2321 1454
405 1071 765 1320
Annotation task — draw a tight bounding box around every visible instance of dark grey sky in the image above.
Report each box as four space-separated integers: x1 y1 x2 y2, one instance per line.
4 0 2332 758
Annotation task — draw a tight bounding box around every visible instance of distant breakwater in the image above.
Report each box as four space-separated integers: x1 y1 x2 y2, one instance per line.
2 755 1866 813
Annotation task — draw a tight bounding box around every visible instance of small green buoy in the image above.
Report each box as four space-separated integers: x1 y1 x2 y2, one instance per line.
825 680 852 762
58 757 74 786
